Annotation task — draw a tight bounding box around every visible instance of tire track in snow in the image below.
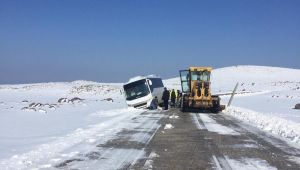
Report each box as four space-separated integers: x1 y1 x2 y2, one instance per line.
54 111 164 170
192 113 233 170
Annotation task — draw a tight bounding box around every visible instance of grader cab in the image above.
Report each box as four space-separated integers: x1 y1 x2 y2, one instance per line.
179 67 225 113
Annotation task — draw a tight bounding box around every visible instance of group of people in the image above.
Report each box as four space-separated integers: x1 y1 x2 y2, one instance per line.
162 87 182 110
148 87 182 110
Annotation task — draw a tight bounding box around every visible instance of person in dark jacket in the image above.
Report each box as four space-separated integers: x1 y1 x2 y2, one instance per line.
170 89 176 108
162 87 170 110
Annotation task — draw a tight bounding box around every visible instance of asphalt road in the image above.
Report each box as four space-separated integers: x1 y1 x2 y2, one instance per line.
131 109 300 170
55 109 300 170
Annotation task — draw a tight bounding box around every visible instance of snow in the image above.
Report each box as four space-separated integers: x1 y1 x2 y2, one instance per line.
226 106 300 146
144 151 159 170
68 148 145 170
199 114 240 135
212 155 223 170
0 79 166 169
232 143 259 149
191 113 206 130
164 65 300 147
164 124 174 130
289 156 300 166
169 114 179 119
225 156 277 170
0 107 143 169
0 81 128 166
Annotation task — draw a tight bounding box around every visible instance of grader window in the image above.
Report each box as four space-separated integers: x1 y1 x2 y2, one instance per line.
179 70 190 93
191 71 210 82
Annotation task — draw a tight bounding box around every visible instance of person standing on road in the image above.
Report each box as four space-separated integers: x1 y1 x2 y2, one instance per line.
162 87 170 110
170 89 176 108
176 90 182 107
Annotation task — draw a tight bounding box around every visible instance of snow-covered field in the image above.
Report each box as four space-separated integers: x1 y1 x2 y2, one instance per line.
1 65 300 169
0 81 132 166
164 65 300 147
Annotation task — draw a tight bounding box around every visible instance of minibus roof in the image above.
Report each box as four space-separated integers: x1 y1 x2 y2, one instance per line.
126 75 161 84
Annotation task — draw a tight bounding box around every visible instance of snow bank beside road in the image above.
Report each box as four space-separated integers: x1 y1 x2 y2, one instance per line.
226 106 300 147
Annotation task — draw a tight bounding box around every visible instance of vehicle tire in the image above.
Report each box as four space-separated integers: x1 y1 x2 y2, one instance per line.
211 105 220 114
211 97 220 114
180 98 185 112
181 95 187 112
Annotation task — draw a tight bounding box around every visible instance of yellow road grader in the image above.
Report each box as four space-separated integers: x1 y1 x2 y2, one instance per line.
179 67 225 113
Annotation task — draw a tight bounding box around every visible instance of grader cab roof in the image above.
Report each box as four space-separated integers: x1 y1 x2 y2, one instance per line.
189 67 212 72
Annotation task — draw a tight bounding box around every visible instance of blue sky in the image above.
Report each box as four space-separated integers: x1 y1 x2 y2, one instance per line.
1 0 299 84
